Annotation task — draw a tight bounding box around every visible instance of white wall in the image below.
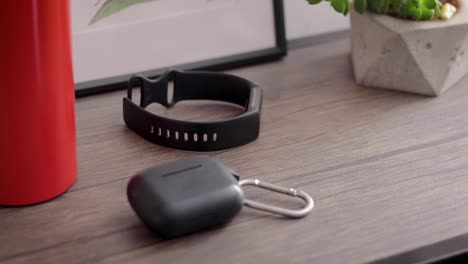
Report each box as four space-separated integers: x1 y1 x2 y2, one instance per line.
285 0 350 40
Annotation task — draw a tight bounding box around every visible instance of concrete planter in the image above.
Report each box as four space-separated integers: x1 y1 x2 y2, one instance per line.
351 3 468 96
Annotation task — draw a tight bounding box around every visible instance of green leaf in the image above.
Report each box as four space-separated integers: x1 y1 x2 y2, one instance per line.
90 0 158 25
420 8 435 20
369 0 390 14
434 1 442 17
424 0 438 9
409 5 423 20
330 0 348 15
307 0 323 4
391 0 404 15
344 0 350 15
354 0 367 14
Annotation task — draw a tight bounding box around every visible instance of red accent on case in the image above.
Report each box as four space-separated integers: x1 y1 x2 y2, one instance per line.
0 1 77 205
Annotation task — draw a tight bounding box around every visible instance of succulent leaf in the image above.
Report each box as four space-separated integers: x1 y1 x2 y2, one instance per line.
409 5 423 20
424 0 438 9
354 0 367 14
330 0 348 15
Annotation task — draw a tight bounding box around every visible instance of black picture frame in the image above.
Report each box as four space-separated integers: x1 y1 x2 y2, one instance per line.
75 0 287 97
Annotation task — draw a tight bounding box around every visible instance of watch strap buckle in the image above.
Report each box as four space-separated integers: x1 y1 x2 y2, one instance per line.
128 70 178 109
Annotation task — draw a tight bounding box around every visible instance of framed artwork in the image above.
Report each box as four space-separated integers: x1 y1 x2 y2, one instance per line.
71 0 286 96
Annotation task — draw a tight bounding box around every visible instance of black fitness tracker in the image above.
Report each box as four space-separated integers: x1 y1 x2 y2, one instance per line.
123 70 262 151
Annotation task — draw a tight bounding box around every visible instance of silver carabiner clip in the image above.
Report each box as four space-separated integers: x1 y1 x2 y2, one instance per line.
238 179 314 218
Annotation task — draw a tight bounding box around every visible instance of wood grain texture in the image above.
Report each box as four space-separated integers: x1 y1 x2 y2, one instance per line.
2 38 468 264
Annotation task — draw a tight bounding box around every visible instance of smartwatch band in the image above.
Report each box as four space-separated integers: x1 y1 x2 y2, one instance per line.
123 70 262 151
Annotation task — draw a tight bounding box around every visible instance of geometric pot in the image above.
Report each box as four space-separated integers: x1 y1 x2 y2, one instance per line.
351 2 468 96
0 1 77 205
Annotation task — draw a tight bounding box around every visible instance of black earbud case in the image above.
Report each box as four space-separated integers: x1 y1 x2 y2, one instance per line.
127 156 244 239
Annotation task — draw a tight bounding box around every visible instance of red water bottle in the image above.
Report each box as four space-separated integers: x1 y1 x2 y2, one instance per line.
0 1 77 205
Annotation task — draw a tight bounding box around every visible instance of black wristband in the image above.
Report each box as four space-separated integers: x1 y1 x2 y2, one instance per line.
123 70 262 151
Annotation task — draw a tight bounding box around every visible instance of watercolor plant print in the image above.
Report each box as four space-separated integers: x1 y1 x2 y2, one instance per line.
90 0 159 24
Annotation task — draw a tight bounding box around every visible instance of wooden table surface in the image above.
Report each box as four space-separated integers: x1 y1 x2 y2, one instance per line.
2 37 468 264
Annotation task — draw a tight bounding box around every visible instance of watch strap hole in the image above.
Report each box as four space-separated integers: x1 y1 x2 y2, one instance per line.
167 81 175 106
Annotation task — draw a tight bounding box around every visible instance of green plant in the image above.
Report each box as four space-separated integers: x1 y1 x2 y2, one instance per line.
306 0 458 21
